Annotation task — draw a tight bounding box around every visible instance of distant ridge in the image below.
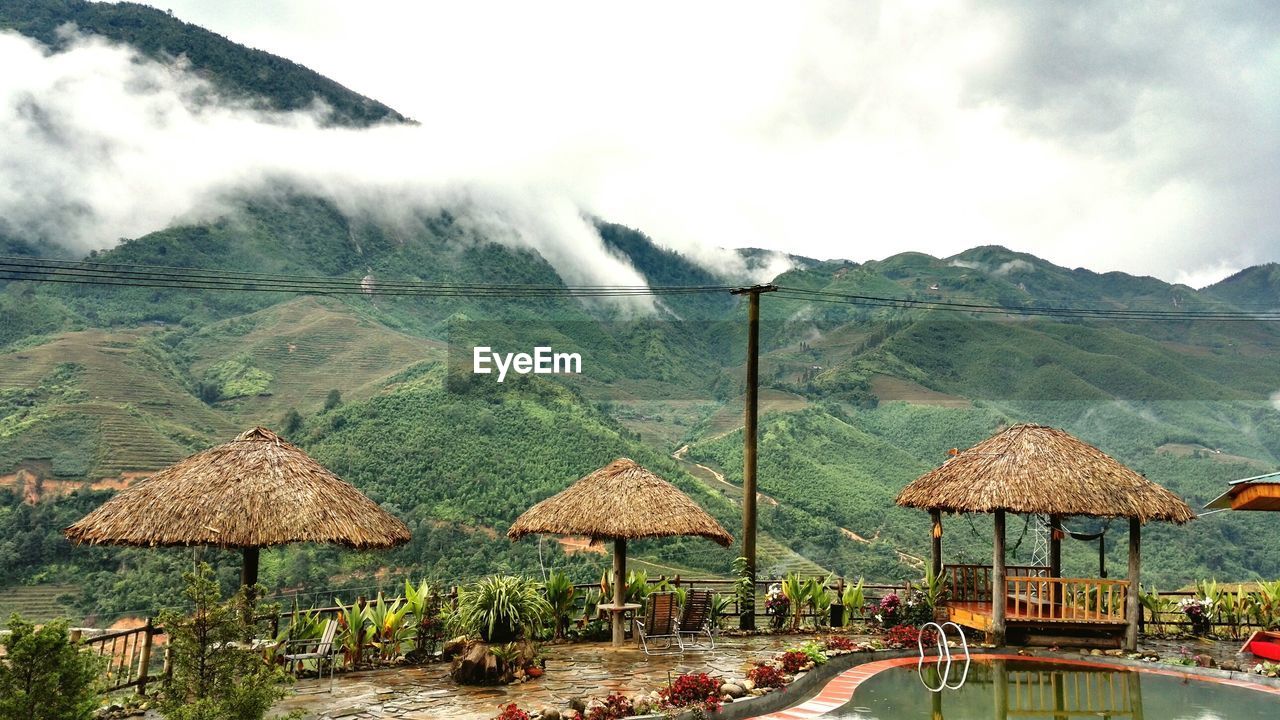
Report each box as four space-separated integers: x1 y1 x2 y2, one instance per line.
0 0 407 127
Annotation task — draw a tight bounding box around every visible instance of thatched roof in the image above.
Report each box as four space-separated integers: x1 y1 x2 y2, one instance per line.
65 427 411 549
507 458 733 546
895 424 1194 523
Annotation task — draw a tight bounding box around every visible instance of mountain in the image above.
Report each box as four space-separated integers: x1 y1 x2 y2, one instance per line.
2 3 1279 621
0 0 406 126
1204 264 1280 309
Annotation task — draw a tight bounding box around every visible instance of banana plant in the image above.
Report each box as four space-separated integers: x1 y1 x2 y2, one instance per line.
1255 579 1280 630
781 573 805 630
842 578 866 618
365 592 411 662
709 593 734 628
336 598 374 668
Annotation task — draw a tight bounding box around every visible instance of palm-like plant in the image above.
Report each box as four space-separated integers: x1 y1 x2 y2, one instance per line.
335 598 374 667
781 573 805 630
543 570 577 639
842 578 866 619
365 593 412 662
455 575 552 643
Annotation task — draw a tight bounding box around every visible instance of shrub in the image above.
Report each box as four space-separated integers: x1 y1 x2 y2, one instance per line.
746 663 786 689
493 704 531 720
884 624 937 648
544 570 576 639
792 640 828 666
455 575 552 643
778 650 811 674
157 564 295 720
587 693 635 720
0 614 102 720
824 635 857 652
660 672 723 712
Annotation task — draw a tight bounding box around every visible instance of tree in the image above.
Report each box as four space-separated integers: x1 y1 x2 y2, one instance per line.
280 407 303 436
0 615 102 720
157 564 296 720
323 389 342 412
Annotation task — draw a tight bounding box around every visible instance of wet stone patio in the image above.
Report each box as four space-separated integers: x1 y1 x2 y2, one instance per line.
276 634 816 720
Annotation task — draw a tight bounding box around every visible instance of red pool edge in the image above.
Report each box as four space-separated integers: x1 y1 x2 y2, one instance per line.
745 653 1280 720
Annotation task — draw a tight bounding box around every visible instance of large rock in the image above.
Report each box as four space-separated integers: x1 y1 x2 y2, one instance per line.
450 639 538 685
720 683 746 699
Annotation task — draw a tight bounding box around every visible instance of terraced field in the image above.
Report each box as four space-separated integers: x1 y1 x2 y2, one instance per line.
184 297 446 420
703 389 810 439
0 584 78 623
0 328 237 478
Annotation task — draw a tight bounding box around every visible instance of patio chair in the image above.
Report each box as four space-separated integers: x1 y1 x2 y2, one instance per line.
676 589 715 650
635 591 680 655
281 618 340 692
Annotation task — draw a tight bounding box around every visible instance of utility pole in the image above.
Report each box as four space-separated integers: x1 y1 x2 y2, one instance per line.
730 283 777 630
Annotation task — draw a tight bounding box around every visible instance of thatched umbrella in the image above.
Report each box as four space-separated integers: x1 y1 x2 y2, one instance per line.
896 423 1193 649
65 426 410 595
508 457 732 646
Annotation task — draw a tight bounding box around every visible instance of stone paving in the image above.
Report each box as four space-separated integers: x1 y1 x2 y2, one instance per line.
276 634 818 720
273 634 1258 720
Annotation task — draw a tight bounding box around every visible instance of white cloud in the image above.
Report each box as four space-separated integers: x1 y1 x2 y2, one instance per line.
1271 390 1280 412
5 1 1280 291
993 259 1034 276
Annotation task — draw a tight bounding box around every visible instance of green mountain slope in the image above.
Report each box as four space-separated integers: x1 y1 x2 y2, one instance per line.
0 0 405 126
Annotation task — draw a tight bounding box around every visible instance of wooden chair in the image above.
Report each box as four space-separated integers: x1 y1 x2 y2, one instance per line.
635 591 680 655
677 589 716 650
281 618 340 692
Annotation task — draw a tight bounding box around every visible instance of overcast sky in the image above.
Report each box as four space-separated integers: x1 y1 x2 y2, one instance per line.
15 1 1280 287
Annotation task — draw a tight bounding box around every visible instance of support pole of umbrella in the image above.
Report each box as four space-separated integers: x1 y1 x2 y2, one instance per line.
612 538 627 645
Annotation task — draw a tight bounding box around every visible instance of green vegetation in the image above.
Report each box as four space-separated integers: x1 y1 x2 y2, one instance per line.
0 0 404 127
453 575 552 643
0 614 102 720
156 564 295 720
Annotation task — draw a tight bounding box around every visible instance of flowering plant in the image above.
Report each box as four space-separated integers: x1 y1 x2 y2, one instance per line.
778 650 811 674
659 672 723 712
824 635 857 652
884 624 938 648
765 583 791 629
494 704 530 720
869 593 901 628
586 693 635 720
1179 597 1213 635
747 663 786 688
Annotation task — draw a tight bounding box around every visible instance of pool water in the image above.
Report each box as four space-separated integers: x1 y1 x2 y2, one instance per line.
829 659 1278 719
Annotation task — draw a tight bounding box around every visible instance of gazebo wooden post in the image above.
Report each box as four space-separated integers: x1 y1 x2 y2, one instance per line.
1125 518 1141 651
991 510 1007 645
930 509 943 579
242 547 260 590
612 537 627 646
1048 515 1062 606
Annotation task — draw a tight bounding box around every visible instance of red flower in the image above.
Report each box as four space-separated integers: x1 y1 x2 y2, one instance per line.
778 650 810 674
747 663 786 689
494 704 531 720
659 672 723 712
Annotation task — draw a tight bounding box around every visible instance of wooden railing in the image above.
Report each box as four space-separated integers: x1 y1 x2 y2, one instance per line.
76 620 166 695
1005 577 1129 623
945 564 1049 602
1006 666 1136 716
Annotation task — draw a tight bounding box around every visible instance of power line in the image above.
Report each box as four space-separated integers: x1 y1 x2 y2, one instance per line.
773 286 1280 321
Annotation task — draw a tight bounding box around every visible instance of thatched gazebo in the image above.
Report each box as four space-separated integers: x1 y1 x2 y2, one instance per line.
896 423 1193 649
508 457 732 646
65 426 410 595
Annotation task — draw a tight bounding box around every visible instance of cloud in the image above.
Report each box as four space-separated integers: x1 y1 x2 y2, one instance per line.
0 29 778 308
993 259 1034 276
7 0 1280 293
1271 390 1280 412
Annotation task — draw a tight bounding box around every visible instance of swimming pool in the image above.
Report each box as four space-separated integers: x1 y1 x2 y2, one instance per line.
820 656 1279 719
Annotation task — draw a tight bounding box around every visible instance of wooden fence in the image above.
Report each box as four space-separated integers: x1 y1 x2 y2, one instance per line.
76 619 166 695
